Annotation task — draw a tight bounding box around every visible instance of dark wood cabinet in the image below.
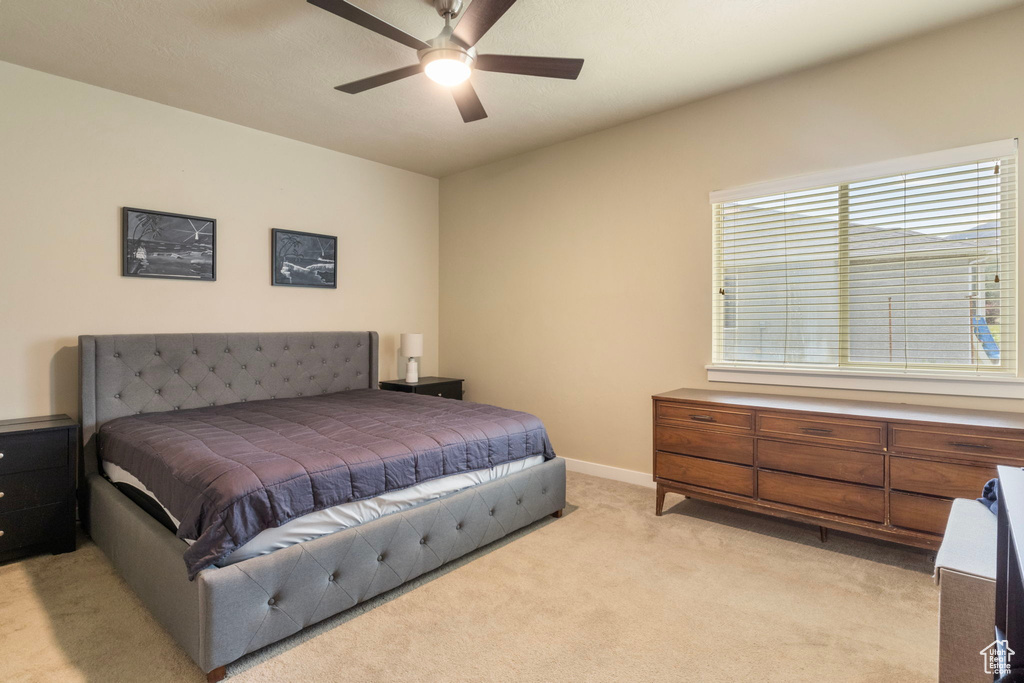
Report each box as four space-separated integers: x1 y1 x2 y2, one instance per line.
0 415 77 563
653 389 1024 549
380 377 464 401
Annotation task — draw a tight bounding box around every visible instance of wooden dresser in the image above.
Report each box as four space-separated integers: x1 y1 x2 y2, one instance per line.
0 415 78 563
653 388 1024 548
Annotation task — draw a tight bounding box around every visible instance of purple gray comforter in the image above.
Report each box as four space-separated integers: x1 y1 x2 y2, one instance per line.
99 389 555 579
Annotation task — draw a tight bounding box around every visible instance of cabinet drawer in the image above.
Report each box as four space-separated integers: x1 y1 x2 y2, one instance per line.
0 468 67 512
654 425 754 465
757 440 884 486
890 457 996 499
416 383 462 400
757 413 886 451
758 471 885 522
0 430 68 476
655 451 753 497
889 492 952 535
890 424 1024 462
655 402 753 431
0 502 65 553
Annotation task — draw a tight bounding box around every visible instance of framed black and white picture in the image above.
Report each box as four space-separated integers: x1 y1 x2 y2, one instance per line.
272 229 338 289
122 207 216 281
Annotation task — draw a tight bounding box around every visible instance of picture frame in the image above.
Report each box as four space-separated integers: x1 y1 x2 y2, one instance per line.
122 207 216 281
271 228 338 289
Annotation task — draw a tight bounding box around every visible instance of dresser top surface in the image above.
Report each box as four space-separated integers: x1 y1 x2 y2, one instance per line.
0 414 76 435
653 388 1024 430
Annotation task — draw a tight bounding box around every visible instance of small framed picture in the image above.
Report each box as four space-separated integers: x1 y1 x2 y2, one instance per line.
123 207 216 281
271 229 338 289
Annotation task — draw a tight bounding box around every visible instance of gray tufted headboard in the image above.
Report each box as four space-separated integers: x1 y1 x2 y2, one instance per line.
78 331 379 476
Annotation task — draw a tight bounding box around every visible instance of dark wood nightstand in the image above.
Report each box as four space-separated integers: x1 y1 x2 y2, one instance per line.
0 415 78 563
380 377 464 400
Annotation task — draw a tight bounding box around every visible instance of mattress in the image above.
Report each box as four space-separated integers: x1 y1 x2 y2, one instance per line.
103 455 546 565
98 389 555 578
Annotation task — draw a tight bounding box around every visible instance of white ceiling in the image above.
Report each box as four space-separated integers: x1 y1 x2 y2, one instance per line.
0 0 1019 177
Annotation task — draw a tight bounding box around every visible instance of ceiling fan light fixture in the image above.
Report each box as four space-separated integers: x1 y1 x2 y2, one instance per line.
422 49 473 87
425 58 471 86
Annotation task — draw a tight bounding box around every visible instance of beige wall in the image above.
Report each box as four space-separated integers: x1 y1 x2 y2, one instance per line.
439 7 1024 474
0 61 439 421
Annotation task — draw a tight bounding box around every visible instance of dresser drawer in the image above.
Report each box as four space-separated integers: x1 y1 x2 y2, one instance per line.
890 456 996 499
0 468 68 513
889 492 952 535
655 402 753 431
0 430 68 476
891 424 1024 462
655 451 753 497
757 413 886 451
415 382 462 400
0 503 65 553
654 425 754 465
757 440 884 486
758 471 885 522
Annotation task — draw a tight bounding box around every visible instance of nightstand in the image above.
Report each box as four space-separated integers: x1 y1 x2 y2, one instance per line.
0 415 78 563
380 377 464 400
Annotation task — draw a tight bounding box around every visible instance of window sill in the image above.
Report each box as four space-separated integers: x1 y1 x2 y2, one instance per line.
706 365 1024 399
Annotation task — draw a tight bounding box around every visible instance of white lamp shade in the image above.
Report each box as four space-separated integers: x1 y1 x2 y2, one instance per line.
401 333 424 358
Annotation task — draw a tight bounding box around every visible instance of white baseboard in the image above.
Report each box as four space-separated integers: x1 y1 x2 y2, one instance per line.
562 457 655 489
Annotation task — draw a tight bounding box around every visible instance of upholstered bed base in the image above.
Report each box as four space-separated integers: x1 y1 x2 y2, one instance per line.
85 457 566 677
79 331 566 679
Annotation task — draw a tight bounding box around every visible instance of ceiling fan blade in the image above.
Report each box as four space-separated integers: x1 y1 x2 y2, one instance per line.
452 81 487 123
335 64 424 94
452 0 517 47
308 0 428 50
475 55 584 80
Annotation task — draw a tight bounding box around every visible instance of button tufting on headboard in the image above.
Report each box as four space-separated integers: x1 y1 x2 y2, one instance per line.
78 331 379 478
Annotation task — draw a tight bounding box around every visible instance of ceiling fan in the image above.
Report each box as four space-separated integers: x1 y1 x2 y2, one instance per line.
308 0 584 123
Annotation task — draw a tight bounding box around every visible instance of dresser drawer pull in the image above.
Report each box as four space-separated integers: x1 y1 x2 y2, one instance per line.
801 427 834 435
0 530 4 537
0 491 4 498
689 415 715 423
949 441 992 450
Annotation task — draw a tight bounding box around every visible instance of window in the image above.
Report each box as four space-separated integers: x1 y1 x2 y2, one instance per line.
711 141 1018 382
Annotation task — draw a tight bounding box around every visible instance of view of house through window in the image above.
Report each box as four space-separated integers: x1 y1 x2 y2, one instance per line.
713 146 1017 376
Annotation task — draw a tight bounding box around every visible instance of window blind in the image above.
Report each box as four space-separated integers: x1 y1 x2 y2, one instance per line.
712 141 1018 376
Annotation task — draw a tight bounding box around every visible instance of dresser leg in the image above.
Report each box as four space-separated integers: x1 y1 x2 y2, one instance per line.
819 526 829 543
656 484 666 516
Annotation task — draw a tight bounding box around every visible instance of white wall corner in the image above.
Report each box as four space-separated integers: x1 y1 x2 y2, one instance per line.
562 457 656 489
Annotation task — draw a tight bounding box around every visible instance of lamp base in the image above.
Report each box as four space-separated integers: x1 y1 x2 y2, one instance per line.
405 358 419 384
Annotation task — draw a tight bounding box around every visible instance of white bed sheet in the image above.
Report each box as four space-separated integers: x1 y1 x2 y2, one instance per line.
103 455 546 566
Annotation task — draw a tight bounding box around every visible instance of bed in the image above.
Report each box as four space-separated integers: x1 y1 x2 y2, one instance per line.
79 331 566 681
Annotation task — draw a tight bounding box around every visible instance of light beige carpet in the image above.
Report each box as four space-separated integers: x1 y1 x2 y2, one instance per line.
0 473 938 682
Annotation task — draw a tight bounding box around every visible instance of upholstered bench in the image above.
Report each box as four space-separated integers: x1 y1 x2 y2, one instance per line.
934 498 997 683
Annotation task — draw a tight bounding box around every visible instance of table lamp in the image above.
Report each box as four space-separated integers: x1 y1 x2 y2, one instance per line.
401 333 424 383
